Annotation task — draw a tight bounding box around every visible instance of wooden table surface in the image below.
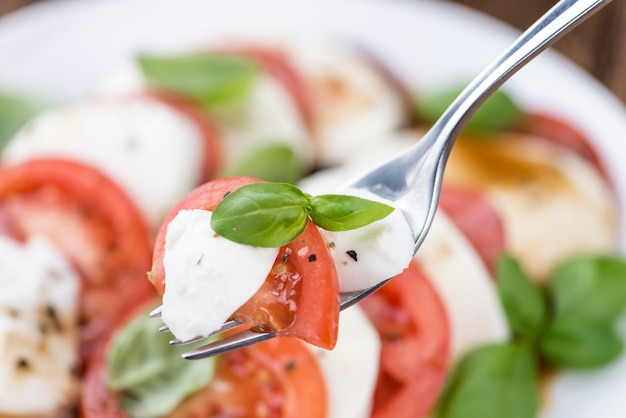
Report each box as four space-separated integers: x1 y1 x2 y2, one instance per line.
1 0 625 105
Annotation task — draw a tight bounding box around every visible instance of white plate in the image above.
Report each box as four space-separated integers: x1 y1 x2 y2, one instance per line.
1 0 625 416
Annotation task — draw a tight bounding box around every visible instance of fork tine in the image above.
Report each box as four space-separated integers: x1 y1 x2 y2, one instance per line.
179 280 393 359
169 319 242 346
149 305 163 318
170 334 205 346
182 329 276 360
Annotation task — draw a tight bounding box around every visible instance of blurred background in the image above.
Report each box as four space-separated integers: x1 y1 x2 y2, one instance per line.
1 0 625 105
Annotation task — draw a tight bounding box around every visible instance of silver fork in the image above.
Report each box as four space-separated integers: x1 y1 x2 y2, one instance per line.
152 0 613 360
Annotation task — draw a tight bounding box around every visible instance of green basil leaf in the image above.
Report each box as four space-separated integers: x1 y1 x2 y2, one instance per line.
0 89 50 154
221 143 306 184
309 194 394 231
497 254 546 341
107 305 215 417
549 256 626 324
137 53 258 108
211 182 310 247
416 87 522 134
540 320 623 369
437 343 538 418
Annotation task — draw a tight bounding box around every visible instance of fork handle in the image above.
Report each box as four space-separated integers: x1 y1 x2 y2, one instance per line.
426 0 612 161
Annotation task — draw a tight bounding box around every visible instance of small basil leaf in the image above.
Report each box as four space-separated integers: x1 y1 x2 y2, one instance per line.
0 90 50 154
540 320 623 369
437 343 538 418
497 254 546 341
107 305 215 417
211 182 310 247
137 54 258 108
416 87 522 134
549 256 626 324
308 194 394 231
221 143 306 184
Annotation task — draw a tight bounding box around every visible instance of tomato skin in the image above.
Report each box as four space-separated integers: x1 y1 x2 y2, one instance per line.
151 176 340 348
0 158 155 363
438 185 506 273
234 221 341 349
360 262 450 418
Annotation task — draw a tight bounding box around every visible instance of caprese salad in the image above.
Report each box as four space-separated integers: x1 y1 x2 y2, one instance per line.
0 30 624 418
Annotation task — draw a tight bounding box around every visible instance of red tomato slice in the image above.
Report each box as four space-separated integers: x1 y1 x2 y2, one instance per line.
151 176 340 349
170 337 327 418
360 262 450 418
515 112 610 182
81 303 328 418
438 185 506 273
0 158 154 362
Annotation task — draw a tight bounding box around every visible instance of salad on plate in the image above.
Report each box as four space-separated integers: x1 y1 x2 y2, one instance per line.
0 1 625 417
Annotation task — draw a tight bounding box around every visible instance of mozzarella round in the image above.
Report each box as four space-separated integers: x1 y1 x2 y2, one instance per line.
211 73 313 171
2 97 206 229
161 209 279 342
415 212 510 362
444 134 619 281
308 306 381 418
0 235 80 416
278 38 407 166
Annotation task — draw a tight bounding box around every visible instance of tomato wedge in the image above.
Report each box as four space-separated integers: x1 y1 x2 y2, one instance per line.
360 262 450 418
438 185 506 273
151 176 340 349
81 302 328 418
0 158 154 362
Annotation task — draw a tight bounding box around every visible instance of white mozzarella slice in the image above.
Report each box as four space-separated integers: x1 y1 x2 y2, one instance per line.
0 235 80 416
299 133 417 293
416 213 510 362
3 96 206 229
444 135 619 280
320 193 415 293
308 306 381 418
161 209 279 342
212 73 313 171
280 38 406 166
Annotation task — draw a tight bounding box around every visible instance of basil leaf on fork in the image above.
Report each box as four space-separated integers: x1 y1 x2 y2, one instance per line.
211 182 395 248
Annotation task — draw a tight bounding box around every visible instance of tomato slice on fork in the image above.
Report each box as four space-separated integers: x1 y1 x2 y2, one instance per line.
150 176 340 349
